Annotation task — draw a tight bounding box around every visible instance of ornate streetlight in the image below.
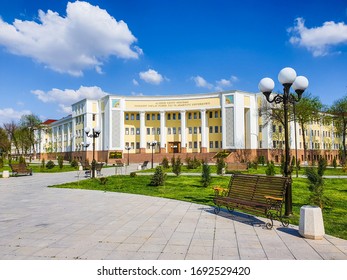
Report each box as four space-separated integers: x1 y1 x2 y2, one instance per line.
258 67 309 216
125 146 131 166
84 126 101 178
149 140 157 169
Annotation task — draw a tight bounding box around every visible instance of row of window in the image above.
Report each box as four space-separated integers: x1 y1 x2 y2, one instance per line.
125 126 223 135
123 141 222 150
125 111 222 121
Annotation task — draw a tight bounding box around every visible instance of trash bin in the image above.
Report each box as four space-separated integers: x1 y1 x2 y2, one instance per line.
299 205 325 240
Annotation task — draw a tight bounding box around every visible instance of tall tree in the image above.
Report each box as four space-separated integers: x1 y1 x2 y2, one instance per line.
3 121 19 155
19 114 42 158
329 95 347 164
0 127 11 156
293 94 322 162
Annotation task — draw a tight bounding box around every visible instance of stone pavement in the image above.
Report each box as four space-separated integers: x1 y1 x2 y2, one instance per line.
0 165 346 260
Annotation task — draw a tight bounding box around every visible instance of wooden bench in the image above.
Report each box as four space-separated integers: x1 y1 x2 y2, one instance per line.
9 163 32 176
227 162 248 171
115 160 124 167
213 174 290 229
141 160 149 170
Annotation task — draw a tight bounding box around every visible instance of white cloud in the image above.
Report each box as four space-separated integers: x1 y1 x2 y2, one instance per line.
192 75 238 91
192 75 213 89
0 108 31 124
0 1 142 76
32 86 108 114
139 69 164 85
288 17 347 57
132 79 139 86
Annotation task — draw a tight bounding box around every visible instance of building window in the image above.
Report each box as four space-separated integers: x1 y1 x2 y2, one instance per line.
131 128 135 135
194 141 198 148
189 127 192 134
209 111 213 118
215 111 218 118
214 126 218 133
215 141 219 148
152 128 156 135
136 128 140 135
210 141 213 148
167 113 171 120
136 142 140 149
125 128 129 135
146 114 150 121
157 114 160 120
178 127 181 134
178 113 181 120
188 112 192 119
272 125 276 132
168 128 171 134
147 128 151 135
194 127 197 134
209 126 213 133
173 127 176 134
131 114 134 120
194 112 197 119
152 114 155 120
173 113 176 120
136 114 140 120
279 126 282 133
189 142 192 149
125 113 129 120
157 128 160 134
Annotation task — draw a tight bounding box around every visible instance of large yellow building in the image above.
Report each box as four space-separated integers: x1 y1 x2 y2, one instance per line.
35 90 342 164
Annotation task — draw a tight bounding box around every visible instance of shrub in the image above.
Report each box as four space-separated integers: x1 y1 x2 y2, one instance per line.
172 156 182 176
46 160 55 169
0 157 3 169
19 156 26 164
201 162 211 188
57 155 64 169
130 172 137 177
332 157 337 169
70 159 79 168
318 156 327 177
186 156 201 169
149 166 166 186
265 161 276 176
99 177 108 185
216 157 226 175
40 158 45 170
305 167 331 209
258 155 265 166
161 157 169 168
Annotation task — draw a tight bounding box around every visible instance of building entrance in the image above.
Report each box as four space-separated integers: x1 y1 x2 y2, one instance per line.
168 142 181 153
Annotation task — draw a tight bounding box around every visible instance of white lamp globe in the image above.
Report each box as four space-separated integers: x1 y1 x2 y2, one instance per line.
292 76 309 91
94 126 101 134
84 127 90 134
278 67 297 85
258 77 275 93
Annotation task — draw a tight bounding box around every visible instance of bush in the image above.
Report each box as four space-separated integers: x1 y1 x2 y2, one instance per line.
258 155 265 166
318 156 327 177
99 177 108 185
46 160 55 169
332 157 337 168
161 157 169 168
130 172 137 177
57 155 64 169
0 157 3 169
305 167 331 209
265 161 276 176
185 156 201 169
172 156 182 176
19 156 26 164
216 157 226 175
149 166 166 186
70 159 79 168
201 162 211 188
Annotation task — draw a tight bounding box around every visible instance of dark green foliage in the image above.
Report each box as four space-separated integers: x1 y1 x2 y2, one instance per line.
149 166 166 186
41 158 45 170
318 156 327 177
305 167 331 209
161 157 169 168
332 157 337 168
185 156 201 169
99 177 108 185
265 161 276 176
46 160 55 169
19 156 26 164
201 162 211 187
0 157 3 169
70 159 79 168
172 156 182 176
258 155 265 166
57 155 64 169
130 172 137 177
216 157 226 175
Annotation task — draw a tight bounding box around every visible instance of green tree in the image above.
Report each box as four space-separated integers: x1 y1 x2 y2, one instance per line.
216 157 226 175
293 94 322 162
0 127 11 156
201 162 211 187
329 95 347 164
149 166 166 186
172 156 182 176
19 114 42 158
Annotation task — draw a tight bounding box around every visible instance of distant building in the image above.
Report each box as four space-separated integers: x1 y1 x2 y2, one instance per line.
34 91 342 164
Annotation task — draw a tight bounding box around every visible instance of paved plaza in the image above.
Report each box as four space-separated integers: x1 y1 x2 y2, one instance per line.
0 166 346 260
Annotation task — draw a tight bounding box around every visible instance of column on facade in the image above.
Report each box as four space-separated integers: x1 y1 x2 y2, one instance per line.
61 125 65 153
180 110 187 153
140 111 146 153
200 109 207 153
160 111 166 153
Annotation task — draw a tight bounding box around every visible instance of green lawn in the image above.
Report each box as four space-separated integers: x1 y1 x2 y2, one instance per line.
51 173 347 240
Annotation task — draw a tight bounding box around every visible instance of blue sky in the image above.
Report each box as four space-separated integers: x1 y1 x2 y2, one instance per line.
1 0 347 123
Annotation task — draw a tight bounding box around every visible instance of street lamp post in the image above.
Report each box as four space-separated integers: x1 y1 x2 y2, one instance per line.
258 67 308 216
84 126 101 178
149 141 157 169
125 146 131 166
